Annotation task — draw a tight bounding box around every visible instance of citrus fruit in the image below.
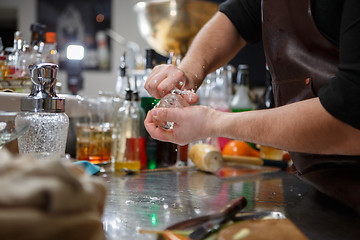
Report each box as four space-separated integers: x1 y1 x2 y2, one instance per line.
222 140 260 157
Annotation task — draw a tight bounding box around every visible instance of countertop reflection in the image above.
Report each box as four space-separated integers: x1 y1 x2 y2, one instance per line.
99 165 359 240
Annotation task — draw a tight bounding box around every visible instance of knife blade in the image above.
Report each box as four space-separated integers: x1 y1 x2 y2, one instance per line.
188 196 247 240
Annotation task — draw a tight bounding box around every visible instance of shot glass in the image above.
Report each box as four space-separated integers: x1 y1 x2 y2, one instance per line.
153 92 189 129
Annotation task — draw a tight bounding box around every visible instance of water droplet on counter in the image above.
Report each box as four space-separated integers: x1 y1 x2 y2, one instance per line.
125 200 135 205
171 203 180 209
149 196 161 203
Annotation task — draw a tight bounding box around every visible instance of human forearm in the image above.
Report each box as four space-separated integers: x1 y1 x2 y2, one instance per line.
214 98 360 155
146 97 360 155
179 12 246 89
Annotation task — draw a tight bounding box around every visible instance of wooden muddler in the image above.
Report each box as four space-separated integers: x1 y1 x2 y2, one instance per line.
189 144 223 173
189 144 266 173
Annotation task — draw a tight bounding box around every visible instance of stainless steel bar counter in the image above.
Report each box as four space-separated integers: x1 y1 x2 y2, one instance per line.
100 165 360 240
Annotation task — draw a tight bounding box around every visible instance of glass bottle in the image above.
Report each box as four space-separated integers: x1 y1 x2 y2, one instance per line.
5 31 23 80
230 64 255 112
140 49 160 169
30 23 43 47
199 67 231 112
112 89 141 172
139 49 180 168
28 23 46 66
0 55 6 80
197 67 233 151
15 63 69 159
112 53 142 171
133 90 147 170
18 41 31 81
258 63 275 110
43 32 59 65
115 53 129 99
95 30 110 70
139 49 157 97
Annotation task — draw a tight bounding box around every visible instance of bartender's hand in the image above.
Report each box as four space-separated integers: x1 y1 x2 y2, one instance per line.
144 105 219 145
144 64 199 104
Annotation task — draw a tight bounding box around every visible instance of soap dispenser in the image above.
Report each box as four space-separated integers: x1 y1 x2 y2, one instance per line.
16 63 69 159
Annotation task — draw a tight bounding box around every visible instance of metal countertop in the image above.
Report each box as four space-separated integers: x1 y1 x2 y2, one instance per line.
100 166 360 240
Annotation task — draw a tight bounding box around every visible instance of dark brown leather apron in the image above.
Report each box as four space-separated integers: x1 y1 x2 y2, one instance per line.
262 0 360 213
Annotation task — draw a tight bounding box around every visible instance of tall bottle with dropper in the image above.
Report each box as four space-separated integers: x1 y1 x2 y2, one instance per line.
113 89 142 171
115 53 129 99
112 56 141 172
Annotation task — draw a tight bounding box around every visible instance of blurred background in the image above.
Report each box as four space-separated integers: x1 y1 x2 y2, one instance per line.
0 0 265 97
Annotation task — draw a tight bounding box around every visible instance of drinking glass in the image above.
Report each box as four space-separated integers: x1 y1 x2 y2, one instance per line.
153 91 189 129
153 92 189 167
76 96 114 166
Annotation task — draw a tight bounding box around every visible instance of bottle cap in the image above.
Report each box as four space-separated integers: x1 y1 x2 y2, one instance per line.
237 64 249 71
14 31 22 40
45 32 56 44
30 23 46 43
236 64 249 85
21 63 65 113
145 49 156 69
30 23 42 32
125 89 133 101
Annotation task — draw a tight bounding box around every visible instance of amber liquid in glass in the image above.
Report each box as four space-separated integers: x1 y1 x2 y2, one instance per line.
76 125 112 164
114 137 141 171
